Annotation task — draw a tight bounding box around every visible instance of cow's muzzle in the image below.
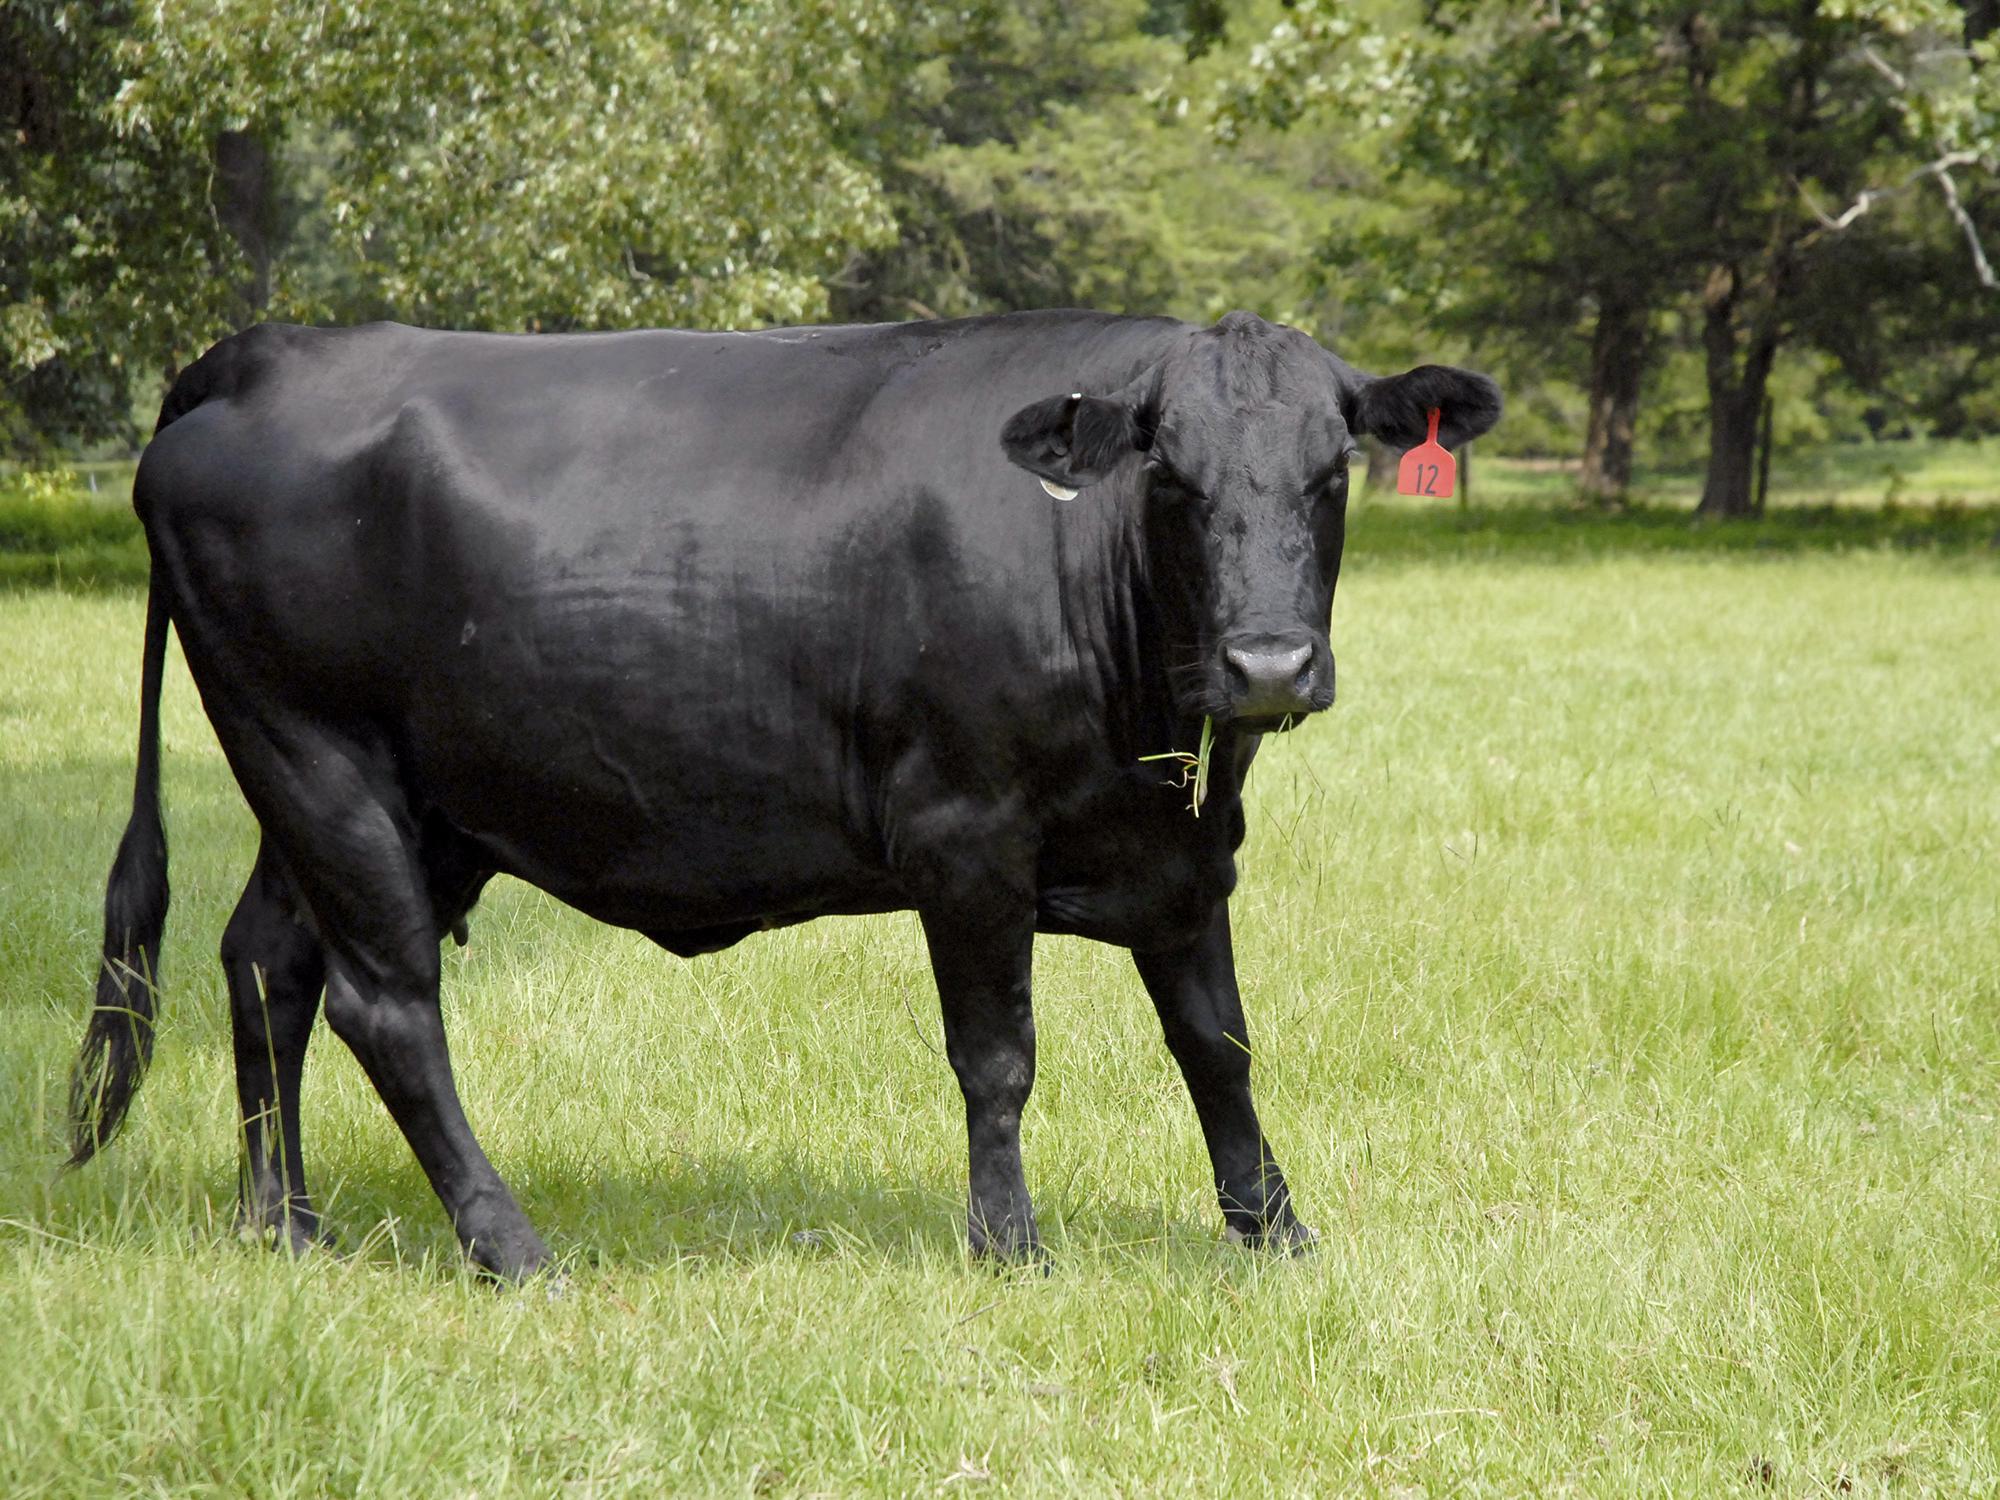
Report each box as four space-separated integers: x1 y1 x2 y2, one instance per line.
1219 632 1333 722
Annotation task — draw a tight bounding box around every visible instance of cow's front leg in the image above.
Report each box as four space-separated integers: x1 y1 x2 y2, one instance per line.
1133 903 1313 1250
919 906 1041 1262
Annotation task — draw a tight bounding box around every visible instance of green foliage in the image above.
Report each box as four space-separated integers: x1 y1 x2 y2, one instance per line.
0 462 149 587
10 0 1998 476
833 0 1343 331
0 3 250 449
1214 0 2000 486
3 0 905 447
118 0 901 332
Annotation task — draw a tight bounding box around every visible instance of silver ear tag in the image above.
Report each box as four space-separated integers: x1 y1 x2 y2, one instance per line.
1040 478 1080 501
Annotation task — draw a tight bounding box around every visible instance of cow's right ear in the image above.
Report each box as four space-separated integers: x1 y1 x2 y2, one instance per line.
1000 391 1144 493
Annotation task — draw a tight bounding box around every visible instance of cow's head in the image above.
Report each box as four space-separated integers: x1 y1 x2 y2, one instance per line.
1002 311 1500 729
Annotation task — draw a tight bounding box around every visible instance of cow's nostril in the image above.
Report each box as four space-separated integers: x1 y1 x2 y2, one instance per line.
1222 642 1315 715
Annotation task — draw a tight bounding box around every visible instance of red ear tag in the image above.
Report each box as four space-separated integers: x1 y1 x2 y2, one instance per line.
1396 407 1456 498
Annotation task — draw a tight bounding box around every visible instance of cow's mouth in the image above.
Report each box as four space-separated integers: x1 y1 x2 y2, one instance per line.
1224 680 1335 735
1228 709 1317 736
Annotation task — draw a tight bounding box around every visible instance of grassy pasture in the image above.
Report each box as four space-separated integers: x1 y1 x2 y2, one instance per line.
3 540 1999 1494
1463 437 2000 512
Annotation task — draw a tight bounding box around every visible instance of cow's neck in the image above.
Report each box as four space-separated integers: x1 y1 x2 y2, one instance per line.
1051 483 1254 815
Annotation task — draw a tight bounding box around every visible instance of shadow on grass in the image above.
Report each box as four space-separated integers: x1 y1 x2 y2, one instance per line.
35 1126 1246 1278
324 1141 1249 1275
1350 497 2000 564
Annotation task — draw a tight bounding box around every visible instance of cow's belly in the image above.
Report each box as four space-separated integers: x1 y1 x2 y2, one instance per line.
481 800 901 935
400 672 899 933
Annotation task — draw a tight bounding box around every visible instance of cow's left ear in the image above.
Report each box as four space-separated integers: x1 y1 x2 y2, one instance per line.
1347 364 1503 450
1001 390 1146 492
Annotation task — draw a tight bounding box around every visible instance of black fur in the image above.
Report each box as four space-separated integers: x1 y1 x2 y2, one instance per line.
1349 364 1503 450
68 580 171 1166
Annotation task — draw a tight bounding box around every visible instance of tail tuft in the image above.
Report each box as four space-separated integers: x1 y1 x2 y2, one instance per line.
67 582 172 1167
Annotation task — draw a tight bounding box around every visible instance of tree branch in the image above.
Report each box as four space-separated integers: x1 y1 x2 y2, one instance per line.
1857 44 1907 91
1798 177 1892 231
1930 159 1999 288
1798 149 1992 288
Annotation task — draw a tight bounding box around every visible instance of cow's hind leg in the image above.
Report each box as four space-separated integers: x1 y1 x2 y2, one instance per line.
222 839 328 1252
1133 905 1313 1250
217 717 551 1282
320 956 549 1280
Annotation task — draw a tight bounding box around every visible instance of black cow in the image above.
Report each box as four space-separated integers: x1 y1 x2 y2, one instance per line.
70 310 1499 1278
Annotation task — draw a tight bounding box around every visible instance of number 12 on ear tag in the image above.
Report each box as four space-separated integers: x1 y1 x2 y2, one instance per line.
1396 407 1455 498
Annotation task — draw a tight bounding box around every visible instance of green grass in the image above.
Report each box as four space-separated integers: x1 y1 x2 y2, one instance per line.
0 462 148 589
3 544 1997 1495
1465 436 2000 510
1350 490 2000 563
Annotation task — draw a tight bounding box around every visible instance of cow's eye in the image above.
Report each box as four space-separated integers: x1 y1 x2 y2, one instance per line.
1309 449 1359 494
1144 457 1204 501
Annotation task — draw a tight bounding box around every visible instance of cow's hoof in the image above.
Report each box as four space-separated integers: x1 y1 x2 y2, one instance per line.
473 1249 563 1289
235 1207 335 1258
999 1243 1054 1277
464 1226 559 1287
979 1246 1053 1278
968 1226 1050 1274
529 1266 572 1301
1225 1219 1318 1255
473 1256 568 1294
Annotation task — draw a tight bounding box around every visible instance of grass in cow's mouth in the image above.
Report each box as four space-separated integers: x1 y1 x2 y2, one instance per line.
1140 714 1214 816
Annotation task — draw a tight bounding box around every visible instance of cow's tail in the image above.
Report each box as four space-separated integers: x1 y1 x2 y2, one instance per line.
67 578 173 1167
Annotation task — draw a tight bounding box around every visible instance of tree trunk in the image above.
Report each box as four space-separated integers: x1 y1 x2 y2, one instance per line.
1577 297 1648 507
213 129 277 321
1700 391 1761 517
1754 394 1775 514
1696 266 1780 519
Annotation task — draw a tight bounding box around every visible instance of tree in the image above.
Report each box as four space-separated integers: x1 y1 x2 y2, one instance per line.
1222 1 2000 516
4 0 905 448
2 2 250 451
830 0 1339 330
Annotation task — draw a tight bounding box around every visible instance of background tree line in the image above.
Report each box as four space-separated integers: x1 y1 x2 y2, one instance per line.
5 0 1998 516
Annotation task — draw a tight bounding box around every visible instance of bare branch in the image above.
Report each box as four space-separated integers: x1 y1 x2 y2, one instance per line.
1798 177 1893 231
1859 44 1908 91
1838 35 1997 289
1798 149 1990 259
1930 161 1999 288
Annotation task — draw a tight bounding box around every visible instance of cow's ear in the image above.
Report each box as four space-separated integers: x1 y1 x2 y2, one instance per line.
1000 391 1144 490
1348 365 1502 450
